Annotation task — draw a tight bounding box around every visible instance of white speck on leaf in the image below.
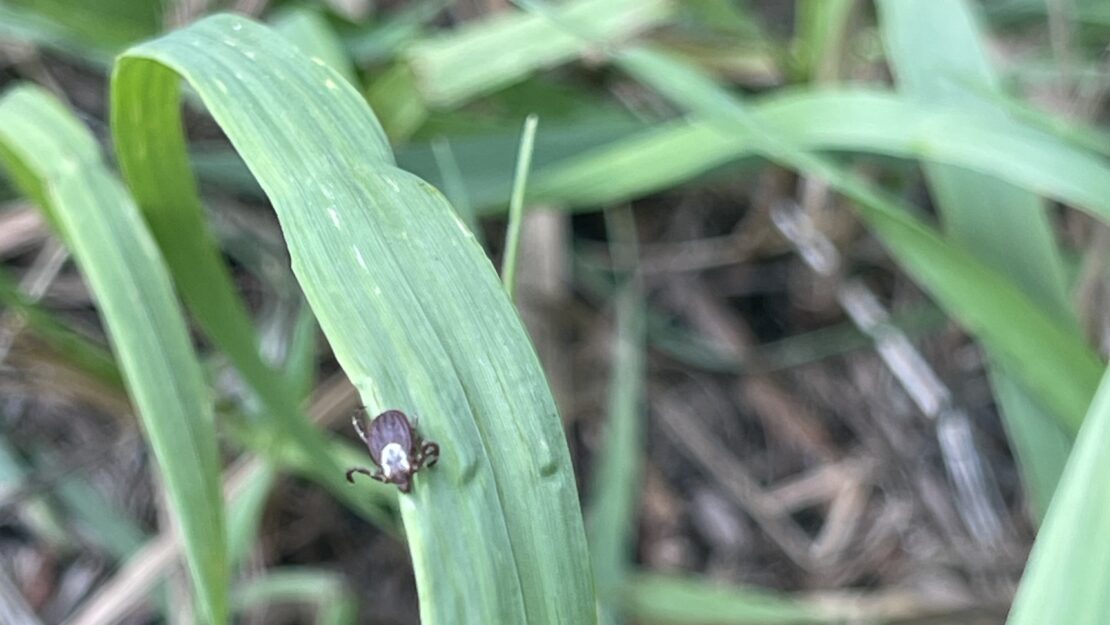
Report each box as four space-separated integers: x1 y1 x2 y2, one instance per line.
328 207 341 228
325 78 338 90
311 57 326 66
244 50 256 60
384 177 400 193
231 22 242 31
353 246 368 270
214 79 228 94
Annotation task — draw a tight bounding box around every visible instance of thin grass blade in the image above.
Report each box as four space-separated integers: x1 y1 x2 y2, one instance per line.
501 114 539 301
588 206 646 625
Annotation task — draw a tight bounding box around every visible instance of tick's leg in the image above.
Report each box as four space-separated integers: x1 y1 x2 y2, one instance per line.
350 411 369 445
344 466 388 486
421 441 440 468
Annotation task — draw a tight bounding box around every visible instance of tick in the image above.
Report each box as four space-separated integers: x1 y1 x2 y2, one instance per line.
346 409 439 494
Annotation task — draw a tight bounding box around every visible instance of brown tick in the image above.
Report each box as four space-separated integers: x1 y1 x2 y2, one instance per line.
346 409 439 494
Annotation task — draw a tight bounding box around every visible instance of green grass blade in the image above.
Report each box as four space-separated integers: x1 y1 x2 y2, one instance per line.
404 0 672 106
501 114 539 301
1007 365 1110 624
233 567 356 625
0 266 122 388
111 17 377 533
624 574 826 624
793 0 856 81
878 0 1074 517
272 7 357 85
112 15 595 625
0 0 158 62
0 84 227 625
588 206 646 625
609 47 1102 433
531 89 1110 221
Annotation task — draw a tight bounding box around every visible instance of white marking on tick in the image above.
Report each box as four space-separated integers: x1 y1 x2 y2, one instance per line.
353 246 368 270
328 207 341 228
380 443 410 478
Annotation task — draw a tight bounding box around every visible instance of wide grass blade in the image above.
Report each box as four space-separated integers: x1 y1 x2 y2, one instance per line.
0 84 227 625
878 0 1075 517
602 46 1103 432
1006 365 1110 624
112 14 595 625
404 0 672 107
112 16 387 534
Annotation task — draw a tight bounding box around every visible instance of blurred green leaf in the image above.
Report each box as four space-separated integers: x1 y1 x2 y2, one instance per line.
405 0 672 106
588 207 646 625
0 84 228 625
624 574 826 625
878 0 1074 518
1007 364 1110 624
272 7 357 84
234 567 356 625
609 46 1102 433
531 89 1110 220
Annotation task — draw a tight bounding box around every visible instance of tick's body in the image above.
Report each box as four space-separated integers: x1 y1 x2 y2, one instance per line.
346 409 439 493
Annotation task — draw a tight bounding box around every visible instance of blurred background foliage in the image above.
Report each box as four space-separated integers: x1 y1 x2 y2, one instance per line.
0 0 1108 624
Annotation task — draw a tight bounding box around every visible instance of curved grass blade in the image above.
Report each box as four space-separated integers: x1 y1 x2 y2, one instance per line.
108 16 388 532
112 14 595 625
610 46 1102 433
233 567 356 625
0 84 227 625
532 89 1110 223
878 0 1074 518
1007 365 1110 625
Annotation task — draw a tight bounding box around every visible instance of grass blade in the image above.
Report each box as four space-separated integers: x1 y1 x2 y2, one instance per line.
112 15 595 624
0 84 227 625
588 206 646 625
609 46 1102 433
271 7 356 85
234 568 356 625
112 15 385 533
404 0 672 106
624 574 826 624
501 114 539 301
531 89 1110 222
878 0 1075 517
1006 365 1110 624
